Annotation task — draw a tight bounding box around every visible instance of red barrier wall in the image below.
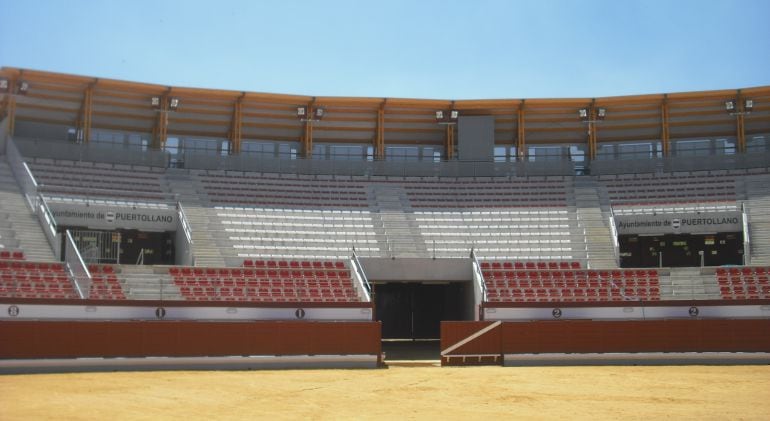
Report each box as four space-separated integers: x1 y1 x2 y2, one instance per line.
441 319 770 365
0 321 381 359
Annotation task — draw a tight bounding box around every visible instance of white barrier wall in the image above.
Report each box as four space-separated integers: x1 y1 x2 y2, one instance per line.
1 302 374 322
484 304 770 321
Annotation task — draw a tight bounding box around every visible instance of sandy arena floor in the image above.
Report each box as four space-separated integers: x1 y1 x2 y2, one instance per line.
1 364 769 420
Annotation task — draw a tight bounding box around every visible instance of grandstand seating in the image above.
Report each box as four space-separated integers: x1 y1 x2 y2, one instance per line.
27 159 169 201
481 261 660 302
88 265 127 300
0 250 25 260
195 173 582 261
170 259 360 302
405 177 570 208
419 208 583 260
0 259 78 299
600 171 740 206
716 267 770 300
197 171 369 208
216 206 380 260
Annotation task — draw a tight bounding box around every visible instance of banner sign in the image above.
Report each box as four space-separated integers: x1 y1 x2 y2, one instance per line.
614 211 742 235
48 203 176 231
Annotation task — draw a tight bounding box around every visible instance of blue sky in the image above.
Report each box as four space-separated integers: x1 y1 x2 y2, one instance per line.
1 0 769 99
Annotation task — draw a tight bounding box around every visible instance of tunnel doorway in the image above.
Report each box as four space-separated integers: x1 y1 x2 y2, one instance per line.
374 282 467 340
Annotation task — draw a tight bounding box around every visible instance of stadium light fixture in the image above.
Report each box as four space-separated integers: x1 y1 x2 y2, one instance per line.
297 105 325 122
0 78 8 93
596 108 607 120
726 98 754 116
578 107 606 123
150 96 180 111
17 80 29 95
435 109 459 125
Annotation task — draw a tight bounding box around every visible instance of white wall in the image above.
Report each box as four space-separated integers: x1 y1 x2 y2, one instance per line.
485 304 770 321
1 302 374 321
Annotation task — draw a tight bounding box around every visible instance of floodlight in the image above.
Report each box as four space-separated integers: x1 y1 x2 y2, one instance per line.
314 107 325 120
597 108 607 120
0 78 8 92
297 106 307 119
169 97 180 111
578 108 589 120
17 81 29 95
744 99 753 112
725 100 736 112
435 110 444 121
151 96 161 109
449 110 459 120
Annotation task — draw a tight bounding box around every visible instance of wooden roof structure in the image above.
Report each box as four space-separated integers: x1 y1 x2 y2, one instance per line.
2 67 769 159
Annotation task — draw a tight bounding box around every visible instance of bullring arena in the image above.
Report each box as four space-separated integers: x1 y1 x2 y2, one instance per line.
1 67 770 419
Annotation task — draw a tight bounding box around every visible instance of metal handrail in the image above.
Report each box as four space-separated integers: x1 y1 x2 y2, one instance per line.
608 207 620 267
65 230 92 299
37 194 58 236
22 162 38 188
177 202 194 245
351 249 371 295
6 137 39 209
742 201 751 265
471 249 488 301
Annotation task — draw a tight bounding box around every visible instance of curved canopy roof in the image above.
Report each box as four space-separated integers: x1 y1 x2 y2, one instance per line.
2 67 769 158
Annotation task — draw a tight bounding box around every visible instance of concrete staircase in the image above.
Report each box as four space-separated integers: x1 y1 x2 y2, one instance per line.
745 174 770 265
574 177 616 269
119 264 180 300
663 267 720 300
369 184 427 258
166 170 226 267
0 160 56 261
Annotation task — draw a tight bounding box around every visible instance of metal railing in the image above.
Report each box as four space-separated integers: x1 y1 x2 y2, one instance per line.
178 202 194 245
742 202 751 266
351 249 371 301
471 249 487 320
36 194 61 259
65 230 92 299
14 135 770 178
608 208 620 267
14 137 168 168
5 137 39 209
